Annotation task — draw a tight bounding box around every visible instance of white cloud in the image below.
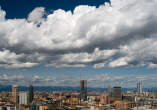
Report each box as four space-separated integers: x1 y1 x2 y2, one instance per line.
61 48 117 63
108 57 130 68
0 49 24 63
46 63 86 68
44 48 117 68
27 7 45 24
108 38 157 68
0 8 5 21
148 63 157 69
0 74 25 85
0 62 39 69
0 0 157 69
93 63 105 69
0 49 38 69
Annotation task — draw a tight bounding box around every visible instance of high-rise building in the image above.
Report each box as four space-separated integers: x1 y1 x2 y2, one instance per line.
137 82 142 94
12 85 19 104
31 105 39 110
29 85 34 103
107 85 112 104
12 85 19 110
107 85 112 97
113 86 122 99
80 80 87 100
19 92 28 105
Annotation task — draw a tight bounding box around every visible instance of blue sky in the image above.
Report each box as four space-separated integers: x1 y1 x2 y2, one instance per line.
0 0 157 88
0 0 107 18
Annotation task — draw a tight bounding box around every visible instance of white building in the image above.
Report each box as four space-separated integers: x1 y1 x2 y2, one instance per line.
19 92 28 105
7 106 16 110
137 82 142 94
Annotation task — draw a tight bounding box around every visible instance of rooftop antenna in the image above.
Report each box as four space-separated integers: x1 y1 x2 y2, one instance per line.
29 74 34 87
80 68 82 80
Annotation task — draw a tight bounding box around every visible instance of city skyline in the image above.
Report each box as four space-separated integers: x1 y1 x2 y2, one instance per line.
0 0 157 88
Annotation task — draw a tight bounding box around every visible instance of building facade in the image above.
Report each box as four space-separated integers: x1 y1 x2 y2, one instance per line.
12 85 19 108
113 86 122 99
80 80 87 101
137 82 142 94
29 85 34 103
19 92 28 105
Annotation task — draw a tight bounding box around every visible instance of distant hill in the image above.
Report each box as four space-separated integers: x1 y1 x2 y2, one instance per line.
0 85 157 92
0 85 106 92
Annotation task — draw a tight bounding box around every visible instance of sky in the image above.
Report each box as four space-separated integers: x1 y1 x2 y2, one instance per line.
0 0 157 88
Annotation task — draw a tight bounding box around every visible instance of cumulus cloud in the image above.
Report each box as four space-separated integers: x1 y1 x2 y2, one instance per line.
0 0 157 69
0 8 5 21
108 38 157 68
0 74 25 85
27 7 45 24
46 48 117 68
0 49 38 69
0 62 38 69
93 63 105 69
149 63 157 69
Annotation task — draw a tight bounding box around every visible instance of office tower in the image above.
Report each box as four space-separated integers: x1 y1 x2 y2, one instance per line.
137 82 142 94
19 92 28 105
113 86 122 99
107 85 112 97
80 80 87 100
31 105 39 110
12 85 19 110
107 85 112 104
12 85 19 104
29 85 34 103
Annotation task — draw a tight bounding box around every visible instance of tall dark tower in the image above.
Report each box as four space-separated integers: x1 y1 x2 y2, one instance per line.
80 80 87 101
113 86 122 99
29 85 34 103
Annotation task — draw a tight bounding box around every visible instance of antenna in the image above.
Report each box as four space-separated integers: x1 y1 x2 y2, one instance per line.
31 74 34 86
28 74 33 87
80 68 82 80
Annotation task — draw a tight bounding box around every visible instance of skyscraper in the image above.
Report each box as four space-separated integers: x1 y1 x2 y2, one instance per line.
113 86 122 99
12 85 19 110
107 85 112 104
80 80 87 101
107 85 112 97
137 82 142 94
12 85 19 104
29 85 34 103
